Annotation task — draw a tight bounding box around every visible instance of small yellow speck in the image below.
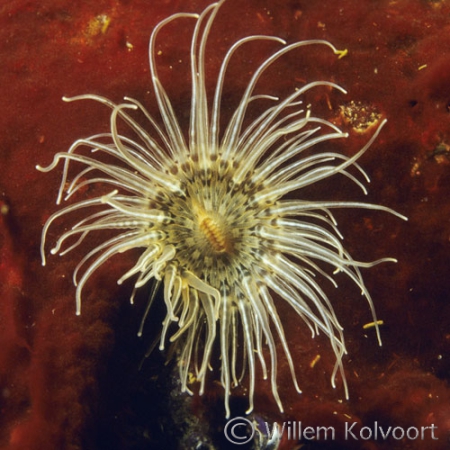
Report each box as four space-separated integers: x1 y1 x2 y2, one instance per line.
88 14 111 36
363 320 384 329
100 15 110 34
187 372 197 384
309 354 321 368
335 48 348 59
126 41 134 51
418 64 427 71
1 203 9 215
73 13 112 46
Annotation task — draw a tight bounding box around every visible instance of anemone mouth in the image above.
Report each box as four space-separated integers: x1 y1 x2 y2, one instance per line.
163 158 263 280
37 0 407 419
198 211 234 254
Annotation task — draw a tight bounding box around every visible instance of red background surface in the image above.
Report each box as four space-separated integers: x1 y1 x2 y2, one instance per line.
1 0 450 449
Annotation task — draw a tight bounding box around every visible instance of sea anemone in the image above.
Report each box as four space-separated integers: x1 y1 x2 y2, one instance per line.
37 0 407 418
